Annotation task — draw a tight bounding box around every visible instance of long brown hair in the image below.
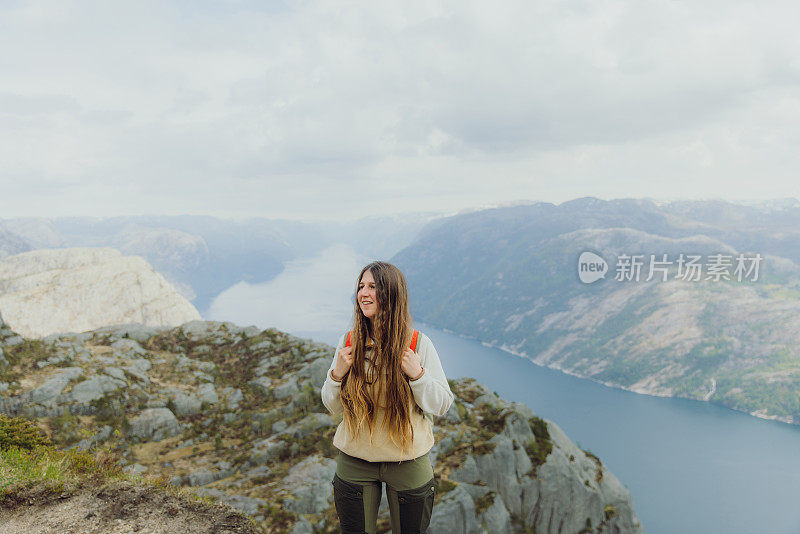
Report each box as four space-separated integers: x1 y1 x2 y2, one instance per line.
340 261 423 456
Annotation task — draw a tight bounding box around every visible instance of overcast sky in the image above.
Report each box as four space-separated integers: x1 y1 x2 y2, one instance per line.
1 0 798 221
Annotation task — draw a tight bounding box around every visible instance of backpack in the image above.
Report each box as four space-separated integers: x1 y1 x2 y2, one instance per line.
344 329 432 423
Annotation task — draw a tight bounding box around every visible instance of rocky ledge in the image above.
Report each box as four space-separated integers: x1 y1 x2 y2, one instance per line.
0 312 642 533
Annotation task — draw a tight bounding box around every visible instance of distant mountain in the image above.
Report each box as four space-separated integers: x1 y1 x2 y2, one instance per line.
0 247 201 338
394 198 800 425
0 213 441 315
0 317 642 533
0 225 33 258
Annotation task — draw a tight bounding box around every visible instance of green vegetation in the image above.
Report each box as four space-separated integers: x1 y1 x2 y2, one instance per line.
48 408 84 448
582 448 603 484
476 403 509 435
523 416 553 477
434 477 458 497
91 396 131 436
474 491 496 515
1 340 53 382
0 415 128 493
1 414 53 451
0 414 258 529
604 504 618 520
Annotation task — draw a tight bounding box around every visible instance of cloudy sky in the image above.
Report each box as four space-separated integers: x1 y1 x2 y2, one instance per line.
1 0 798 221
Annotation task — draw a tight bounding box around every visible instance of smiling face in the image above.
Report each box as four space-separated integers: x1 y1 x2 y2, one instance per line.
357 269 379 321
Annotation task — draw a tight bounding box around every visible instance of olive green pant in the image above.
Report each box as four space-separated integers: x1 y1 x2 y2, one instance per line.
333 450 435 534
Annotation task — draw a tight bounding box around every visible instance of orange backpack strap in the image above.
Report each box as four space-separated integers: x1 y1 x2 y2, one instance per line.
345 330 353 348
410 330 419 352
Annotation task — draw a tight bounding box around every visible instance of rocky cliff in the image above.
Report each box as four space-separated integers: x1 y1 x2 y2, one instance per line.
0 313 642 533
0 247 201 339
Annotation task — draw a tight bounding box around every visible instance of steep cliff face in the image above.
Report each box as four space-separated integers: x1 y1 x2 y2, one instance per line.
0 315 642 533
0 247 201 338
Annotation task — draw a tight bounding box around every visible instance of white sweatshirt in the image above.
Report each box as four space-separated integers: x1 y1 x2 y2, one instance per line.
320 331 455 461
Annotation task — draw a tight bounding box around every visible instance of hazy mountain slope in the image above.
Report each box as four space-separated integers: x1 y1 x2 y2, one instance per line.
0 213 442 316
0 225 34 259
394 199 800 425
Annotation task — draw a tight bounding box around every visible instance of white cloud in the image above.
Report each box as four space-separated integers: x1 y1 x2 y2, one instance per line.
0 0 798 219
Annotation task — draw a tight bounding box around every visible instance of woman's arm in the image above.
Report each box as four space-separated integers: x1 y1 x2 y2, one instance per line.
320 334 346 415
408 332 455 417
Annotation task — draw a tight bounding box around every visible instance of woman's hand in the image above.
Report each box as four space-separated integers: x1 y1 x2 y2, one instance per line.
332 346 354 381
401 348 424 380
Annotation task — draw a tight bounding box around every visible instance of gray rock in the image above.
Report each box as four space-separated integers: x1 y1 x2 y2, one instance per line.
172 391 201 416
451 455 482 484
250 339 274 353
127 357 152 372
457 482 494 501
473 434 528 516
4 336 24 347
248 376 272 396
193 487 266 516
253 357 273 377
122 365 150 386
290 516 314 534
146 397 168 409
223 412 239 423
175 353 215 373
129 407 180 441
26 367 83 404
272 420 288 434
188 467 218 486
296 358 330 389
480 493 512 534
429 485 484 534
109 337 149 357
103 367 126 381
67 374 127 403
243 325 262 338
96 323 165 344
247 437 288 467
445 402 462 424
280 455 337 514
35 350 73 369
274 376 299 400
123 463 148 475
193 344 212 355
244 465 271 479
197 383 218 405
180 320 224 341
221 387 243 409
282 413 334 440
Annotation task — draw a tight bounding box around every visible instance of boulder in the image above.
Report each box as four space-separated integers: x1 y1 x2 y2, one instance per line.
67 375 127 404
280 455 337 514
25 367 83 404
129 407 180 441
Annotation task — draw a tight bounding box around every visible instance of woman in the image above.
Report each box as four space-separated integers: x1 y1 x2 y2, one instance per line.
320 261 454 534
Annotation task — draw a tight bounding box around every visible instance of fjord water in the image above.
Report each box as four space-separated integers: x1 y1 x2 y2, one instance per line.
208 245 800 534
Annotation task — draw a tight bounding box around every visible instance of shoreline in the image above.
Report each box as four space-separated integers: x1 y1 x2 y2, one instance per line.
422 322 798 428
